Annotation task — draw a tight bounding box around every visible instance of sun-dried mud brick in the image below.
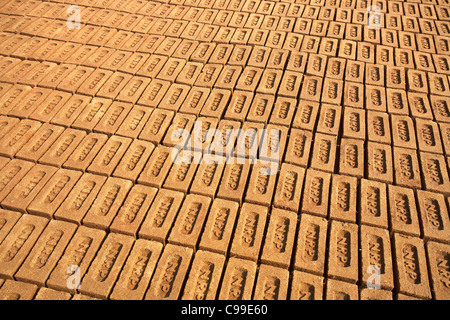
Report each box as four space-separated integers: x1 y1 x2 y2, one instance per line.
218 257 256 300
223 91 253 122
301 169 331 218
341 108 364 141
325 58 346 80
285 52 308 75
244 162 277 207
310 133 337 173
187 117 219 153
114 140 154 182
27 169 82 219
93 101 132 136
325 279 358 300
393 147 422 190
87 135 131 177
329 174 358 223
245 94 274 124
0 209 20 246
28 90 71 123
137 145 174 188
284 129 312 168
56 66 94 94
386 89 408 117
138 79 171 108
0 214 48 279
0 280 38 300
360 225 394 290
50 94 92 128
420 152 450 196
343 82 364 109
360 288 393 300
157 84 190 112
163 152 198 193
388 185 421 237
290 271 324 300
430 95 450 123
440 123 450 156
76 69 113 98
34 287 72 300
235 66 262 92
139 109 174 145
416 119 443 154
273 163 305 212
0 84 32 115
79 233 134 299
110 239 163 300
138 188 184 243
316 104 341 136
367 142 393 184
71 97 113 132
426 241 450 300
390 115 417 150
216 161 251 205
259 124 288 163
0 159 34 202
145 244 193 300
176 62 203 87
115 106 152 139
253 264 289 300
181 250 225 300
190 156 225 198
15 220 77 286
172 40 199 60
38 129 86 167
292 99 319 131
2 61 39 85
2 164 57 213
0 157 8 171
416 190 450 243
393 234 431 299
367 111 391 145
62 133 107 172
327 221 359 284
54 173 107 225
96 71 133 100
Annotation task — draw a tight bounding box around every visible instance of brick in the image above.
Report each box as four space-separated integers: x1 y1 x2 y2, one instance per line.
139 109 174 144
0 159 34 202
0 84 33 115
253 264 289 300
360 288 393 300
87 135 131 176
417 190 450 243
138 189 185 243
343 82 364 109
416 119 443 154
54 173 107 225
27 169 82 219
270 95 297 127
430 95 450 123
325 58 346 80
316 104 341 136
65 45 98 66
407 70 429 94
290 271 324 300
145 244 193 300
114 139 155 182
273 163 305 212
426 241 450 300
51 95 92 128
57 66 94 94
115 106 152 139
172 40 199 60
0 209 20 246
244 162 276 206
2 61 39 85
259 124 288 163
62 133 108 172
256 68 283 95
35 288 71 300
393 234 432 299
235 66 263 92
0 214 48 279
18 62 56 87
284 129 312 168
93 102 132 135
367 111 391 145
15 124 64 163
285 52 308 74
301 169 331 218
97 72 133 100
110 239 163 300
137 145 173 188
190 157 225 198
391 115 417 150
440 123 450 156
2 164 57 213
158 84 191 112
79 233 134 299
28 90 71 123
71 98 113 132
360 225 394 291
420 152 450 196
0 280 38 300
228 45 252 66
329 174 358 223
342 108 365 140
77 69 113 97
223 90 253 122
388 185 421 237
217 161 251 205
15 220 77 286
246 94 275 123
138 79 171 108
181 250 225 300
82 177 132 230
367 142 393 184
310 133 337 173
38 129 86 167
393 147 422 190
218 257 257 300
300 35 320 53
163 152 199 193
187 117 219 153
292 99 319 131
325 279 358 300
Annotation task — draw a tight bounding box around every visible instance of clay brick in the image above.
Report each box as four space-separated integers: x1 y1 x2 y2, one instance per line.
0 280 38 300
433 54 450 76
27 169 82 219
417 190 450 243
62 133 108 172
181 250 225 300
175 62 203 87
96 72 133 100
28 90 71 123
325 58 346 80
360 225 394 291
341 108 365 141
245 162 277 207
35 288 72 300
15 220 77 286
2 164 57 213
301 169 331 218
145 244 193 300
54 173 107 225
18 62 56 88
218 257 257 300
235 66 263 92
137 145 174 188
57 66 94 94
0 85 33 115
407 70 429 94
430 95 450 123
138 79 171 109
440 123 450 156
15 124 64 163
391 115 417 150
190 157 225 198
420 152 450 196
246 94 275 123
0 157 8 171
367 142 393 184
228 45 252 66
310 133 337 173
65 45 98 66
163 152 198 193
247 46 271 68
367 111 391 145
388 185 421 237
198 88 230 118
426 241 450 300
77 69 113 97
259 124 288 163
285 52 308 74
329 174 358 223
292 99 320 131
0 209 20 246
87 135 131 177
0 159 34 202
216 161 251 205
284 129 312 168
223 90 253 122
343 82 364 109
393 234 432 299
357 42 375 63
115 106 152 139
71 98 113 132
178 87 210 116
416 119 444 154
325 279 359 300
138 189 185 243
110 239 163 300
0 214 48 279
253 264 289 300
215 65 242 90
187 117 219 153
39 129 86 167
79 233 134 299
360 288 393 300
316 104 341 136
386 89 409 117
172 39 199 61
3 61 39 85
273 163 305 212
327 221 359 283
393 147 422 190
300 35 320 53
93 101 132 135
51 95 92 128
290 271 324 300
113 139 154 182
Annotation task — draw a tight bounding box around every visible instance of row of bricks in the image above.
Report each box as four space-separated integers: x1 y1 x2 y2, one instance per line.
0 107 449 186
3 14 450 57
0 213 448 299
0 152 448 244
